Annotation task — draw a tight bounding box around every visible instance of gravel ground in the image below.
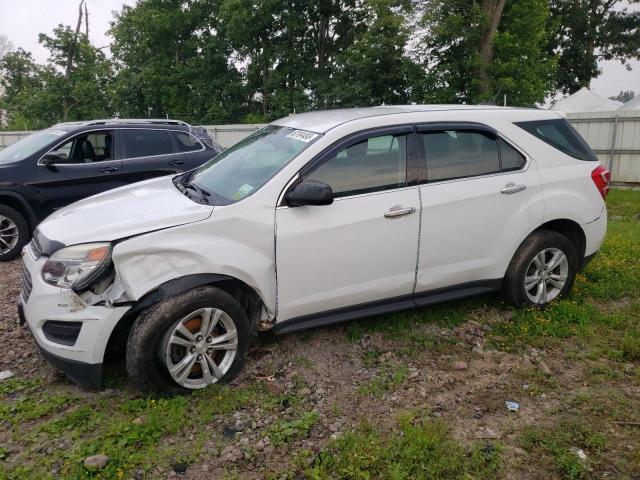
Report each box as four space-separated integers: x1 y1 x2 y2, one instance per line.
1 254 638 478
0 260 58 381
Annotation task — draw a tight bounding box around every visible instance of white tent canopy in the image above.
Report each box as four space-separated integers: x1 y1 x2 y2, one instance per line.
551 87 623 113
618 95 640 111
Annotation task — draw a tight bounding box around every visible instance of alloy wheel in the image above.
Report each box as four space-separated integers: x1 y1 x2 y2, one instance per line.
0 215 19 255
164 307 238 389
524 247 569 305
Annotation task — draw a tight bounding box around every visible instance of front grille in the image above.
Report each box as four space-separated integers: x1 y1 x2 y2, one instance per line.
21 262 33 303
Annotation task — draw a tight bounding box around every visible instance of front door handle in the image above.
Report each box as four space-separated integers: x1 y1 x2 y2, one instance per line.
168 160 184 166
500 183 526 195
384 206 416 218
99 167 119 173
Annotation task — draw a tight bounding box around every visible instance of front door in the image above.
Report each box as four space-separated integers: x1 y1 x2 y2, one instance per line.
276 128 421 322
34 129 124 213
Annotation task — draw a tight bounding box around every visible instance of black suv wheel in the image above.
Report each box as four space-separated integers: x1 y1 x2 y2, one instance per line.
0 205 29 261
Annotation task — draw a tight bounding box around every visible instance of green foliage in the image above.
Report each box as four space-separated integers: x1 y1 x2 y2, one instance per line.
307 414 501 479
417 0 556 106
610 90 635 103
549 0 640 94
1 26 113 128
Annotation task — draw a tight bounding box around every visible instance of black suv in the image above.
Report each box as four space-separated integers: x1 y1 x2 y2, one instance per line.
0 119 223 261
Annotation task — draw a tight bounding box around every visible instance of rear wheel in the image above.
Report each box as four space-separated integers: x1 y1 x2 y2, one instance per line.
126 286 251 393
501 230 578 308
0 205 29 262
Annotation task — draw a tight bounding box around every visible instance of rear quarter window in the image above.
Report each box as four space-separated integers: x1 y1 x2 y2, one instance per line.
515 118 597 161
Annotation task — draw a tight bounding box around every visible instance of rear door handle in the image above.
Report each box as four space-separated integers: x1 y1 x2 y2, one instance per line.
500 183 526 194
99 167 119 173
168 160 184 166
384 206 416 218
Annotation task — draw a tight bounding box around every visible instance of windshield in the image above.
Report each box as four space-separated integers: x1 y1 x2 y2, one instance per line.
0 129 68 164
186 125 321 204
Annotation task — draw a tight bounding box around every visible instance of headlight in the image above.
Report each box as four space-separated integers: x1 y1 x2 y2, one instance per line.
42 243 112 290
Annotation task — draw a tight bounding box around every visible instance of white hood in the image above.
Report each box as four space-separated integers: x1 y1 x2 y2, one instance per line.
38 176 213 245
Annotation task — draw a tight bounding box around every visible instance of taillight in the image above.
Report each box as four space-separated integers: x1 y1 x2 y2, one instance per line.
591 165 611 200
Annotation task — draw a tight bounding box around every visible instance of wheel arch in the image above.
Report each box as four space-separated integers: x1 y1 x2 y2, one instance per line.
104 273 264 362
0 191 39 231
534 218 586 262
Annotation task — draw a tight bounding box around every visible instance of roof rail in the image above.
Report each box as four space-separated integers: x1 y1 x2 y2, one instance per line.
83 118 191 127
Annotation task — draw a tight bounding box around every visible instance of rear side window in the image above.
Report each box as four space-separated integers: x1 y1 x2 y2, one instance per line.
121 129 173 158
515 119 597 161
421 130 500 182
172 131 203 152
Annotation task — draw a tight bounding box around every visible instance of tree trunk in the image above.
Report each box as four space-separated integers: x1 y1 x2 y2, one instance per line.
261 39 269 117
63 0 84 121
84 2 89 39
476 0 507 101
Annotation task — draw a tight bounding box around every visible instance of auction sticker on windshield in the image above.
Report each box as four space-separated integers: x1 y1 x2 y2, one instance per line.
286 130 319 143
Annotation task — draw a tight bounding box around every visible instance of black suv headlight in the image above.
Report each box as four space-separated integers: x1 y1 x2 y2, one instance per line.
42 243 112 290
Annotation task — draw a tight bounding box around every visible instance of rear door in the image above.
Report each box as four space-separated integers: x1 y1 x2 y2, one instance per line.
169 130 216 170
119 128 185 183
34 129 124 213
415 124 544 299
276 127 421 322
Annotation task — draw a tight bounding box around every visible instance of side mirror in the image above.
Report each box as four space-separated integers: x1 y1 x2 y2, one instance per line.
285 180 334 207
41 151 68 165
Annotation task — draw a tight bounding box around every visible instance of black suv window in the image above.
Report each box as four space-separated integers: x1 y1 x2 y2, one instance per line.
53 130 114 163
121 129 173 158
421 130 500 182
172 131 203 152
515 118 597 161
307 134 407 197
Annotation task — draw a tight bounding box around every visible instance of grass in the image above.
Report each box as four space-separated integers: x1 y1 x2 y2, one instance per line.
306 412 501 479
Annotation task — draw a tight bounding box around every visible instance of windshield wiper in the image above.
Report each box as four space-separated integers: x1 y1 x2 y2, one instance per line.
184 182 211 205
173 172 210 205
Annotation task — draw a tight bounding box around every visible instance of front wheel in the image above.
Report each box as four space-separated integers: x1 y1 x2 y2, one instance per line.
126 286 251 393
0 205 29 262
501 230 578 308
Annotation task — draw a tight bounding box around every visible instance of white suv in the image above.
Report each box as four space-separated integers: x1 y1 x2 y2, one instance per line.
18 106 609 392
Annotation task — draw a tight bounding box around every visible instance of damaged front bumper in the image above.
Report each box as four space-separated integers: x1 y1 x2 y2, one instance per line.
18 248 130 388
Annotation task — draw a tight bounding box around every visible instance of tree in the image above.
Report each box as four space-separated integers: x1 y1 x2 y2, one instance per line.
549 0 640 94
417 0 556 105
39 25 114 121
610 90 635 103
324 0 422 107
0 49 59 129
110 0 246 123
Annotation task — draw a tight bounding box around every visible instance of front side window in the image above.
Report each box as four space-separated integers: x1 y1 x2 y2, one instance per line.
185 125 321 204
421 130 499 182
306 134 407 197
52 130 114 163
121 129 173 158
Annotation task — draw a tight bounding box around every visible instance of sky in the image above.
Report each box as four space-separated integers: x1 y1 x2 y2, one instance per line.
0 0 639 101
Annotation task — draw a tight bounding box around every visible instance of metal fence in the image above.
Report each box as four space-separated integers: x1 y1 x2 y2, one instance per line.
565 111 640 185
1 116 639 185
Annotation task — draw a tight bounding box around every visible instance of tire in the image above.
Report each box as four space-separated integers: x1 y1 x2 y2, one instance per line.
0 205 30 262
501 230 578 308
126 286 252 394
